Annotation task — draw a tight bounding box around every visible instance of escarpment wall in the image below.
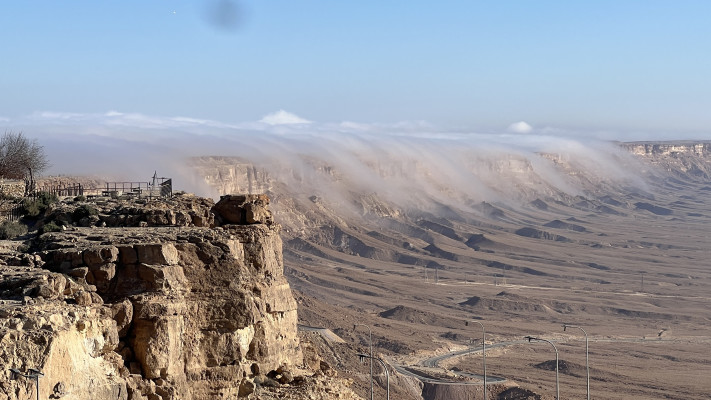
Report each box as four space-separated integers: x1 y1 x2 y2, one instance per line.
621 141 711 157
190 157 272 196
0 194 301 400
620 141 711 179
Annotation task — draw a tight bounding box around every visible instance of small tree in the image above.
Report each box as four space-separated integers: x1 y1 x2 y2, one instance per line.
0 131 50 195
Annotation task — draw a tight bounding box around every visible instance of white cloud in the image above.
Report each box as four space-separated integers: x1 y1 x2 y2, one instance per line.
508 121 533 134
22 110 237 131
259 110 311 125
0 116 9 122
338 121 372 131
35 111 87 121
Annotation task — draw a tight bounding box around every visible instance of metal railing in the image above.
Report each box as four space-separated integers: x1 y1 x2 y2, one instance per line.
0 204 22 222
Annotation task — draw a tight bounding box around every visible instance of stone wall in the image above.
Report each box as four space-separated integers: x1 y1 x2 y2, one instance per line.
0 180 24 199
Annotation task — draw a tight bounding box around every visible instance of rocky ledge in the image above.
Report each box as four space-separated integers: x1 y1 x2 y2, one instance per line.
0 194 357 400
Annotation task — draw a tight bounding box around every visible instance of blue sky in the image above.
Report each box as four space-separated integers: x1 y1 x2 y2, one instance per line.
2 1 710 138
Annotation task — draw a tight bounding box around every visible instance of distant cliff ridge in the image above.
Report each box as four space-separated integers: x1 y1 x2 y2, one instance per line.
193 141 711 199
191 157 272 197
190 141 711 235
619 141 711 179
621 141 711 156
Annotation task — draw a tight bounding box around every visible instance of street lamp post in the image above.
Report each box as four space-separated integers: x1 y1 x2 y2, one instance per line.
10 368 44 400
468 320 487 400
354 324 374 400
524 336 559 400
563 324 590 400
357 353 389 400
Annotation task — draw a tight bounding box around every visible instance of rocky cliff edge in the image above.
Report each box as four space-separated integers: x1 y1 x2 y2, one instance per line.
0 194 354 400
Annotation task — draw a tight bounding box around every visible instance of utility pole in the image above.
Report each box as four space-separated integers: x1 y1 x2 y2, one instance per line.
354 324 374 400
10 368 44 400
564 324 590 400
524 336 559 400
357 353 390 400
467 320 486 400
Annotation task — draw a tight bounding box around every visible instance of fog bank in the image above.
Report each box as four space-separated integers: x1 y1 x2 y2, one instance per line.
6 111 650 208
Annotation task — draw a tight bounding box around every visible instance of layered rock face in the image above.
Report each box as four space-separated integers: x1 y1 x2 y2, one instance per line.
622 141 711 157
621 141 711 179
0 194 301 400
190 158 271 196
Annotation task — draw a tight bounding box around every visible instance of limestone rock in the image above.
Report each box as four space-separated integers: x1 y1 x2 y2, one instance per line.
0 194 307 400
212 194 273 226
110 299 134 337
74 290 92 306
38 191 215 229
238 378 255 397
135 243 179 265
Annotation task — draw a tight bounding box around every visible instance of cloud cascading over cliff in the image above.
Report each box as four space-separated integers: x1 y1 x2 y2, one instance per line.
9 110 654 212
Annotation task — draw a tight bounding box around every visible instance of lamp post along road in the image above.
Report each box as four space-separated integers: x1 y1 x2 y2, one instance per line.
357 353 389 400
10 368 44 400
525 336 559 400
354 324 374 400
468 320 487 400
564 324 590 400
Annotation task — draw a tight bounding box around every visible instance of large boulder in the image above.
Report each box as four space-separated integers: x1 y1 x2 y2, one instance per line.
212 194 273 226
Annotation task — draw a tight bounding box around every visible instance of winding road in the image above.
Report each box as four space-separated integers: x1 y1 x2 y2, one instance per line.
299 324 693 387
392 337 687 386
391 341 522 386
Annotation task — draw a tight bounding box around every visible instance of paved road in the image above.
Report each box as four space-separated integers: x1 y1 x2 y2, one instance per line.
391 363 493 386
297 324 346 343
298 323 501 385
301 323 694 387
391 341 525 385
395 336 689 386
421 340 525 368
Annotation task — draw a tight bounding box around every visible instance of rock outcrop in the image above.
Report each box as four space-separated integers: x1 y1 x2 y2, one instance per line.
212 195 274 226
41 192 215 229
621 141 711 179
0 194 306 400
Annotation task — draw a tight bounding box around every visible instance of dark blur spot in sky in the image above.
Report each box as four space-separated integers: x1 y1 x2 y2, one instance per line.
204 0 246 33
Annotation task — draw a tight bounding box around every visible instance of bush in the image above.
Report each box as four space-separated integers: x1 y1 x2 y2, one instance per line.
74 195 86 202
21 199 42 217
40 222 62 234
21 192 58 218
36 191 58 205
0 221 28 239
72 204 98 220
